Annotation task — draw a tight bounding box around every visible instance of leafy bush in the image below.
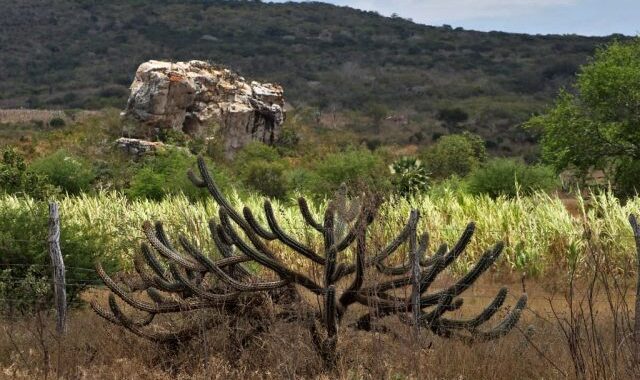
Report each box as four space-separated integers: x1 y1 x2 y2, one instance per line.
0 147 58 200
467 158 558 198
613 158 640 198
241 160 290 199
300 147 390 197
30 150 96 195
127 149 231 201
233 142 291 198
48 117 66 128
389 157 430 196
422 132 487 179
0 200 119 314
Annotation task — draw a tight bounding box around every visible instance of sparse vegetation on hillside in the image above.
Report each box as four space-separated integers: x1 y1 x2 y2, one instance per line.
0 0 624 155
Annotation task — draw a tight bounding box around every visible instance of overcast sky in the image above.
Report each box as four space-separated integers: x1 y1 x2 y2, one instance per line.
269 0 639 36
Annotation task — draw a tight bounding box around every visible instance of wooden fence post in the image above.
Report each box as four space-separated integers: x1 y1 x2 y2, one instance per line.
48 202 66 334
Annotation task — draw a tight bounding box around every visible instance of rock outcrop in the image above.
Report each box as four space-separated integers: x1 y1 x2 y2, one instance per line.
122 60 285 157
115 137 165 157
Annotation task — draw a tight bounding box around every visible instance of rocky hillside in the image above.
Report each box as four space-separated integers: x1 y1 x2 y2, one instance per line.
0 0 623 154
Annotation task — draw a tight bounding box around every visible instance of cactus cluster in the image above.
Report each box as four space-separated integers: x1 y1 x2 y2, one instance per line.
92 157 527 367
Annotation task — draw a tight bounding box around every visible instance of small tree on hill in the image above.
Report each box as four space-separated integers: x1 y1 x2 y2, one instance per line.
526 38 640 196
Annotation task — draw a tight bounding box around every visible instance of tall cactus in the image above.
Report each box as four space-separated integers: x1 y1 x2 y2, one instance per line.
92 157 527 367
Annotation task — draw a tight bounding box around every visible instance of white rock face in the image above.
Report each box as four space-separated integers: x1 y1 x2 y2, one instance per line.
122 60 285 157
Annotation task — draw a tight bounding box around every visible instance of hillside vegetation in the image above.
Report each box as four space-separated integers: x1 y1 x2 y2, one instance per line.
0 0 624 155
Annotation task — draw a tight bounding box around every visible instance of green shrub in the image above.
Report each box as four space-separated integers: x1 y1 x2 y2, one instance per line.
0 147 58 200
613 158 640 198
127 149 232 201
302 147 391 197
0 200 119 314
48 117 66 128
389 157 430 196
422 132 487 179
234 142 291 198
241 161 290 199
467 158 558 198
30 150 95 195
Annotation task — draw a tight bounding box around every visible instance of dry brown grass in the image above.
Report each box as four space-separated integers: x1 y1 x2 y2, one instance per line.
1 276 635 380
0 109 100 125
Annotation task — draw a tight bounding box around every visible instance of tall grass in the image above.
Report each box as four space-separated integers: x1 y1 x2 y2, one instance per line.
1 191 638 276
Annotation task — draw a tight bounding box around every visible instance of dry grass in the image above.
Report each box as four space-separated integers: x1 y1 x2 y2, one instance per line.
1 276 635 380
0 109 100 125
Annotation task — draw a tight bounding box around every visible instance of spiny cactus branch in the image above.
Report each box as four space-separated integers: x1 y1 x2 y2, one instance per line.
93 156 528 368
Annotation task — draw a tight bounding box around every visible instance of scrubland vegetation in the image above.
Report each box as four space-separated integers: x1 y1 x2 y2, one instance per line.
0 5 639 378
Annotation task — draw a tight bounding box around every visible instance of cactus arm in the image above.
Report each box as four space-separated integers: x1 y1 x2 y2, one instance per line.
298 197 324 232
169 264 242 302
434 295 528 343
143 221 204 271
441 222 476 266
340 209 418 277
107 294 221 344
243 206 278 240
437 288 509 330
154 221 175 251
424 242 504 302
96 263 215 313
90 299 155 327
134 250 187 293
187 238 290 291
141 241 171 281
324 207 336 287
219 210 324 295
264 201 325 264
338 229 366 309
193 156 251 231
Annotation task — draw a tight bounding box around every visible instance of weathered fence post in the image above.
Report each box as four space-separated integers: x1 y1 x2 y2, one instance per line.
48 202 66 334
629 214 640 372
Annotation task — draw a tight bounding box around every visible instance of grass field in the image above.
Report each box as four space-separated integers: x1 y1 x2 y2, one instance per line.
1 189 640 378
2 190 638 277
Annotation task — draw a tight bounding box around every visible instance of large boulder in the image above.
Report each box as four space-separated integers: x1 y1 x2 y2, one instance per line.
122 60 285 157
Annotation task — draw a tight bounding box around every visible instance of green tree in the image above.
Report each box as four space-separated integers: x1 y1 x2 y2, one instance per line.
0 147 58 199
526 39 640 194
422 132 487 179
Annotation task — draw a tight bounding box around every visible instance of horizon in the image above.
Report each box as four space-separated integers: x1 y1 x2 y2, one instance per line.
269 0 639 37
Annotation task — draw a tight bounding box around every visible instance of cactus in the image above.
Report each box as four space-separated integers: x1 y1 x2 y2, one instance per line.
92 156 527 367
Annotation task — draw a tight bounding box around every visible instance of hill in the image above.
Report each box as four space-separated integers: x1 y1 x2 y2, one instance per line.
0 0 624 155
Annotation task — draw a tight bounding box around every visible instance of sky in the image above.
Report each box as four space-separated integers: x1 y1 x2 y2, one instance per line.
269 0 639 36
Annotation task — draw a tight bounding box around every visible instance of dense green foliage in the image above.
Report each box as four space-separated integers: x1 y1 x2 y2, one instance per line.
30 150 95 195
0 0 621 155
0 198 120 313
299 148 391 197
234 142 290 199
127 148 232 201
421 132 487 179
389 157 430 196
0 148 58 200
467 158 558 198
527 39 640 195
